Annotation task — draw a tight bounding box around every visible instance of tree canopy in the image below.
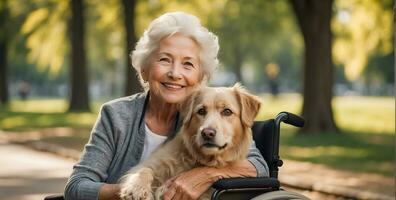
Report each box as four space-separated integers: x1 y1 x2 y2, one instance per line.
1 0 392 101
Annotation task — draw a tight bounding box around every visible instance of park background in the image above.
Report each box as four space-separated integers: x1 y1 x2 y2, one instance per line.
0 0 394 199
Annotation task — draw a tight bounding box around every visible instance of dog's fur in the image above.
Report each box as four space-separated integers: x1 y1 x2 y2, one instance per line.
119 84 261 200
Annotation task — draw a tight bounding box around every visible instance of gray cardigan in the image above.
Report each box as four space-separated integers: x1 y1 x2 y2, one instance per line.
64 92 269 200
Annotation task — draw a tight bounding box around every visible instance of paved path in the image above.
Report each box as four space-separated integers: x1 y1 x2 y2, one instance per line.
280 160 395 200
0 142 74 200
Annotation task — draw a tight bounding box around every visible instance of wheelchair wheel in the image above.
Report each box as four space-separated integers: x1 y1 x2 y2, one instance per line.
250 190 311 200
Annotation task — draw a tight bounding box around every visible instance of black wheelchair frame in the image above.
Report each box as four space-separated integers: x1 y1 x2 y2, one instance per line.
45 111 305 200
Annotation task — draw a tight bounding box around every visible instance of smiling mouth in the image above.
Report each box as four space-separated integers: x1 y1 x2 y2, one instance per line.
202 142 228 149
161 82 185 90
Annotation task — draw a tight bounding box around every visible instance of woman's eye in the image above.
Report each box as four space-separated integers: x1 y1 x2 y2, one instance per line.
197 108 206 116
159 58 170 63
222 109 233 116
184 62 193 66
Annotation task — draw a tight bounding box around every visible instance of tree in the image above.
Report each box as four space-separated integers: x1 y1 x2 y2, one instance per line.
0 0 9 105
122 0 142 95
68 0 90 111
214 1 267 84
333 0 393 81
21 1 92 108
210 0 302 89
290 0 338 132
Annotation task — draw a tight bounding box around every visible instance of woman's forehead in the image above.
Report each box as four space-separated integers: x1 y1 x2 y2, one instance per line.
157 34 200 59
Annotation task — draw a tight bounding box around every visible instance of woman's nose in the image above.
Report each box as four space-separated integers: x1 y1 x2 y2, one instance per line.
167 64 182 80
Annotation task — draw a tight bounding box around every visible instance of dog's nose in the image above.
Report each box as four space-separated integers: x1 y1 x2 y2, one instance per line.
201 128 216 140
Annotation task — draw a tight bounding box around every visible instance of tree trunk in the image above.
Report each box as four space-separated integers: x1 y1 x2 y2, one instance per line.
0 1 9 105
68 0 90 112
122 0 142 96
290 0 338 132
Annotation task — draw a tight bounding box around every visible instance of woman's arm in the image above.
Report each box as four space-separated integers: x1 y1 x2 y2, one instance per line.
64 104 117 200
246 140 270 177
162 160 256 200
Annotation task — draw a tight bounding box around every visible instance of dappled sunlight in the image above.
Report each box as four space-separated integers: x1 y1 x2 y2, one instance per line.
22 0 69 76
35 115 64 127
333 0 393 81
0 100 98 131
66 113 97 127
9 99 67 113
282 146 370 159
279 127 394 176
359 134 394 146
257 93 302 120
256 94 394 134
281 145 394 176
333 96 395 134
1 116 29 130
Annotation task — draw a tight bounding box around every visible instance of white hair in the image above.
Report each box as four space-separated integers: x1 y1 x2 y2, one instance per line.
131 12 219 89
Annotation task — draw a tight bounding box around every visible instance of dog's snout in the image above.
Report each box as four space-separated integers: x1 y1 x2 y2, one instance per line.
201 128 216 140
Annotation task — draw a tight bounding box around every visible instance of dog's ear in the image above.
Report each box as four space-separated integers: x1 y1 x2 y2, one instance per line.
178 89 200 124
233 83 262 127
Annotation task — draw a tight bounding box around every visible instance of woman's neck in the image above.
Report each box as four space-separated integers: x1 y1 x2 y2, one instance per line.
144 94 178 135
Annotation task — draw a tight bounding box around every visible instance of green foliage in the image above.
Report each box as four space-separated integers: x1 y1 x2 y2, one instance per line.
333 0 393 81
21 0 69 77
210 0 302 87
365 51 394 86
5 0 392 98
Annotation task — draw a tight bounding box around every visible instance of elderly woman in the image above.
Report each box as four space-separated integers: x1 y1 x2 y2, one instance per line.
64 12 268 200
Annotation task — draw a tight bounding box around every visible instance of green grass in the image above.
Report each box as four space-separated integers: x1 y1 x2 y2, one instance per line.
0 99 101 131
257 94 395 135
256 94 394 176
279 130 394 176
0 95 394 176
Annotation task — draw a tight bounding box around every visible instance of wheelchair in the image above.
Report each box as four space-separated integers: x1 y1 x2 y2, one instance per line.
45 112 310 200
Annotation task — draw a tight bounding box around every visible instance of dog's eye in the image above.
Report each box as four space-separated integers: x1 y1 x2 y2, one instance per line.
197 108 207 116
222 108 233 116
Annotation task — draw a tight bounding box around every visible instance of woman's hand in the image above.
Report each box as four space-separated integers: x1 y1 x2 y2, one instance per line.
162 160 257 200
99 184 121 200
162 167 219 200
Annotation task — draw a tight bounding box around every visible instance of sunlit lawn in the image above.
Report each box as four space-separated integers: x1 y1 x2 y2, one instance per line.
258 94 394 177
0 95 394 176
0 99 101 131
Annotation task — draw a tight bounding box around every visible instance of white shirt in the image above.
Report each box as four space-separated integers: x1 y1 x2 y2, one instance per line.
139 123 168 163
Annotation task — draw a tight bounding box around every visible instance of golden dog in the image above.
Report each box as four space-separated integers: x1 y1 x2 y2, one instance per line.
120 84 261 200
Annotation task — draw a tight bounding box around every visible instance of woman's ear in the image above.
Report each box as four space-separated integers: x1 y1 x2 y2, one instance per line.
141 69 148 82
233 83 262 128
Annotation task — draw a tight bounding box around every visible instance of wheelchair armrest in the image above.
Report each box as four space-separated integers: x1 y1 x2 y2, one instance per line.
44 194 64 200
212 177 280 190
211 177 280 200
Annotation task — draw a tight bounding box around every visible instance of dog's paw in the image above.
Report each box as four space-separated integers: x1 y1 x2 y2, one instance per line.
120 183 153 200
120 172 154 200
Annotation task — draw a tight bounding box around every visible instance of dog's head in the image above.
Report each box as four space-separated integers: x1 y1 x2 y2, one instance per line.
179 83 261 166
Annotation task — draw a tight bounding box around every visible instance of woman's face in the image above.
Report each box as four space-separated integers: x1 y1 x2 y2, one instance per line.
144 33 202 104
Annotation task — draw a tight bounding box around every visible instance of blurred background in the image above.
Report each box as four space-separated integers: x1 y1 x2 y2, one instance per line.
0 0 394 199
